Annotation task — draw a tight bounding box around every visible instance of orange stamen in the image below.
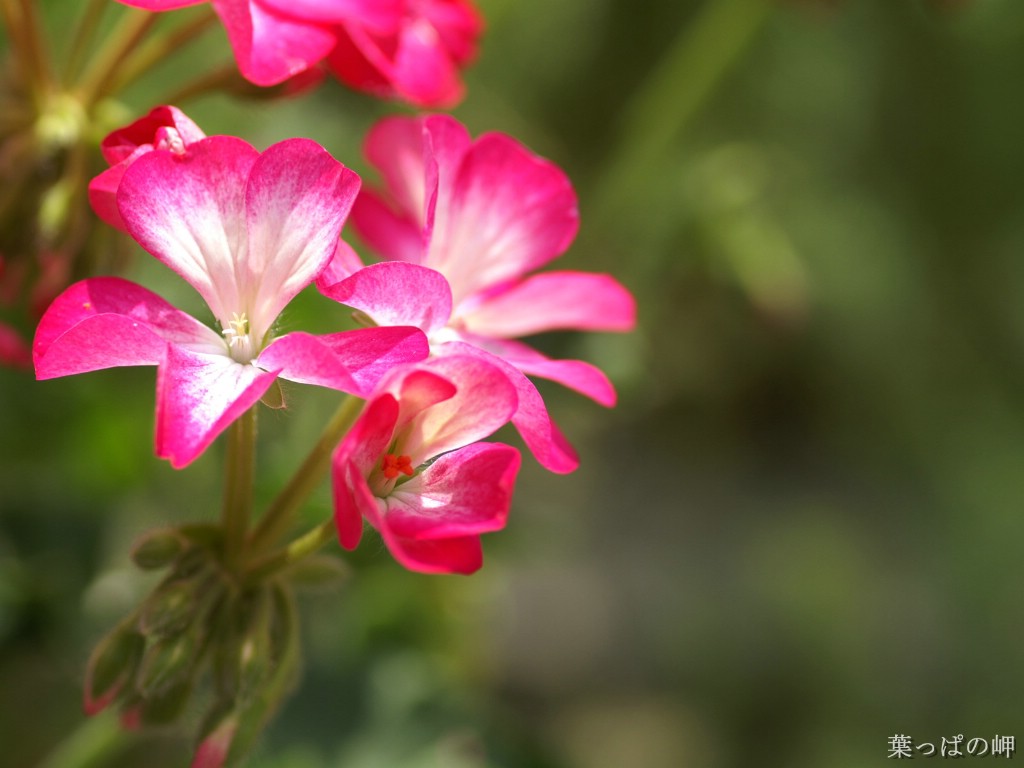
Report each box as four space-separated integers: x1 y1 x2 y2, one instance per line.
381 453 415 479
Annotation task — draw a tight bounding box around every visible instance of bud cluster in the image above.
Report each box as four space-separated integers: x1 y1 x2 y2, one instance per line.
84 526 304 766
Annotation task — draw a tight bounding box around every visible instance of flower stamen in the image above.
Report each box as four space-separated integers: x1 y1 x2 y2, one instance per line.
381 453 414 480
222 312 249 347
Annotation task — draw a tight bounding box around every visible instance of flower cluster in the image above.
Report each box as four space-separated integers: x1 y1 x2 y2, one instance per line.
10 0 634 761
37 109 634 572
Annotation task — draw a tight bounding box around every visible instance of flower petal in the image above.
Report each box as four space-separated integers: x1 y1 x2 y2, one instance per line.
400 355 517 465
333 396 400 548
349 189 423 264
257 0 399 29
318 240 366 285
243 138 361 334
386 442 519 540
258 326 428 396
117 136 258 324
212 0 338 85
389 17 463 107
459 271 636 337
375 526 483 575
436 341 579 473
318 261 452 334
155 344 278 468
474 337 617 406
100 105 206 166
116 0 206 9
34 277 222 379
429 133 579 304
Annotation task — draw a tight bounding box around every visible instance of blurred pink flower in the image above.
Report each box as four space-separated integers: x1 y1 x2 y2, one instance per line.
89 105 207 232
319 115 636 473
328 0 482 107
0 320 30 368
36 136 427 467
333 355 520 574
117 0 481 105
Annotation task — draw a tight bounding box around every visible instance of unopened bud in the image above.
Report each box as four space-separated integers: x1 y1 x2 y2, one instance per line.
286 554 351 592
83 624 144 715
136 633 198 699
137 678 193 726
130 528 186 570
139 578 201 639
193 707 239 768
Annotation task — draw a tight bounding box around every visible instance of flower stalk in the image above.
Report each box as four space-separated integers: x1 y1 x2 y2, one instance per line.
222 407 257 571
75 7 159 107
248 394 364 554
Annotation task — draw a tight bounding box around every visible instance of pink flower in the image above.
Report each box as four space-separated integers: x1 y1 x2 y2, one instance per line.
117 1 481 105
318 115 636 473
35 136 428 467
0 320 30 368
89 105 207 232
328 0 483 107
333 355 520 574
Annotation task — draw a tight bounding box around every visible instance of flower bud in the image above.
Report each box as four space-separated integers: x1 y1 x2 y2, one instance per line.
130 528 186 570
83 624 144 715
286 554 351 592
140 581 203 638
136 632 199 699
136 678 193 726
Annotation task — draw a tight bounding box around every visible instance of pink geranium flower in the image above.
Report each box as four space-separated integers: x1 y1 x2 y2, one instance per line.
328 0 482 107
318 115 636 473
333 355 520 574
117 0 480 105
89 105 207 232
36 136 427 467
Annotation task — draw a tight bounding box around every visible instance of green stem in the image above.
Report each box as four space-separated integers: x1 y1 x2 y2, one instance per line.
0 0 45 107
596 0 773 215
62 0 110 87
222 408 257 571
160 60 239 105
248 394 364 553
107 7 219 97
37 712 137 768
75 8 159 107
245 519 336 583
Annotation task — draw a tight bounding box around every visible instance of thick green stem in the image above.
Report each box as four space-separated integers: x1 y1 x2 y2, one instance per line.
222 408 257 571
75 8 158 107
597 0 773 215
248 395 364 553
36 712 137 768
245 519 336 583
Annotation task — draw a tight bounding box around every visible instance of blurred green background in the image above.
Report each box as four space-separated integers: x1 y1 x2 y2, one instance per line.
4 0 1024 765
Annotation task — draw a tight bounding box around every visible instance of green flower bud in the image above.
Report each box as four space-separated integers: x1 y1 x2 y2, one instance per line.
286 554 351 592
136 632 199 699
83 623 145 715
130 528 186 570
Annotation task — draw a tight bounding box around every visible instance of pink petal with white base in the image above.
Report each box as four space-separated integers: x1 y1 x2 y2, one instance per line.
100 105 206 165
349 190 422 265
437 341 579 473
212 0 338 85
117 136 257 324
377 527 483 575
317 240 366 286
459 271 636 337
243 138 360 331
384 442 519 540
156 344 279 468
430 133 579 304
318 261 452 334
258 326 428 396
34 277 222 379
400 356 517 465
390 17 463 107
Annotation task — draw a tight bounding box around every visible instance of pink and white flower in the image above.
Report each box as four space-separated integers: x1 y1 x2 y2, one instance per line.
36 136 428 467
116 0 481 105
333 355 520 574
318 115 636 473
89 105 207 232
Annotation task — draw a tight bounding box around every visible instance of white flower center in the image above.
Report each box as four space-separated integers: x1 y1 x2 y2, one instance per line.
222 312 256 362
